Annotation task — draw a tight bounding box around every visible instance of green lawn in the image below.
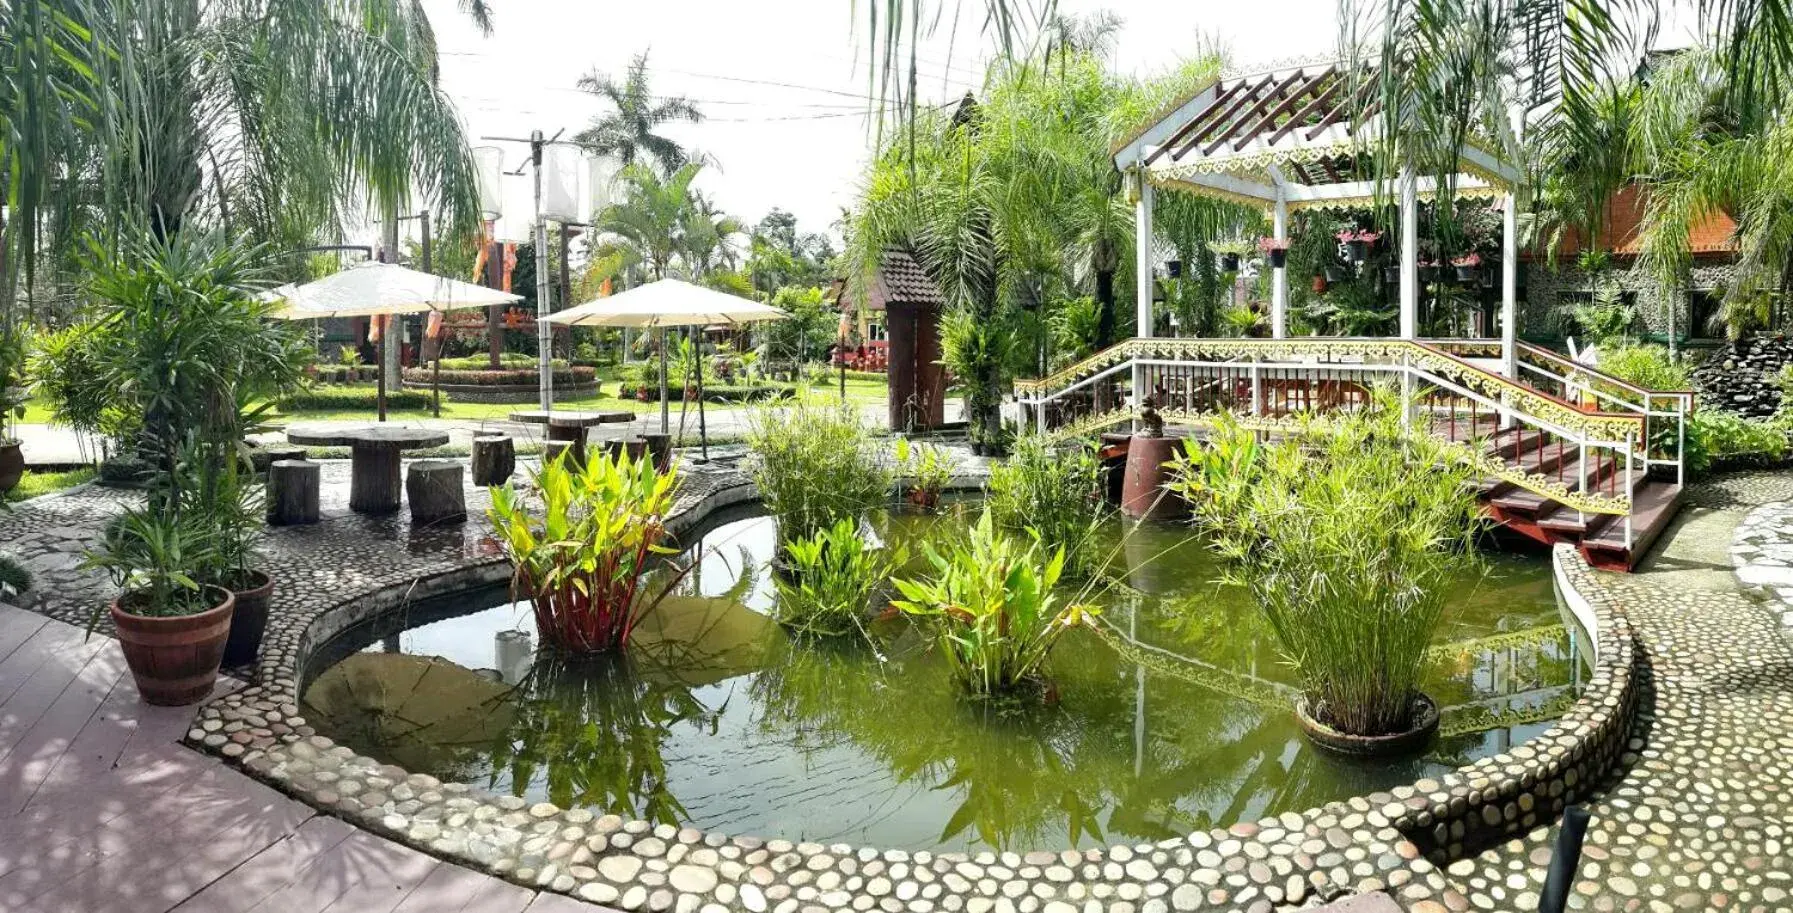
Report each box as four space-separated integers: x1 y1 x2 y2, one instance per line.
6 467 95 502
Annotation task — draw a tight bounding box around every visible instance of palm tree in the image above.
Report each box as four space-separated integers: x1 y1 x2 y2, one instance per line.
573 52 703 175
594 162 703 283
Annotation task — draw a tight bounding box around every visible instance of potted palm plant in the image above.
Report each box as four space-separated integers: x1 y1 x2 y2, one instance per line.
87 490 235 705
196 449 275 666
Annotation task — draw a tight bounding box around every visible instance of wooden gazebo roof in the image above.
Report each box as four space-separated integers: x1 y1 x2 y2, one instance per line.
1113 61 1518 211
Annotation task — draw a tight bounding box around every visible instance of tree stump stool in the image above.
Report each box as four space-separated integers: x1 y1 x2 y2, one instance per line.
641 432 672 472
267 460 320 526
472 434 516 486
543 440 581 469
250 445 308 474
602 438 649 465
406 460 466 525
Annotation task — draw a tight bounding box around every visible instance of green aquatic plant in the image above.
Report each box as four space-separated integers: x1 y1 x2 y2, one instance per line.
894 437 958 509
487 450 681 654
773 517 904 637
1180 389 1485 737
984 435 1104 577
745 395 893 546
893 511 1095 697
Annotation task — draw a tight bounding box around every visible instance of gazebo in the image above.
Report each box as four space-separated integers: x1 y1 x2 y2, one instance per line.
1110 61 1522 375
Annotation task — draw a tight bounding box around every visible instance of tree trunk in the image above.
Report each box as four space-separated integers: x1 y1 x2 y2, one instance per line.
1095 269 1117 348
267 460 320 526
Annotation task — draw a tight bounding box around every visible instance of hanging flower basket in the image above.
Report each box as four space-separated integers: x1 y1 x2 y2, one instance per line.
1325 265 1348 282
1166 258 1184 279
1418 261 1439 282
1336 229 1381 264
1382 266 1400 285
1220 253 1240 272
1258 237 1290 269
1453 253 1482 283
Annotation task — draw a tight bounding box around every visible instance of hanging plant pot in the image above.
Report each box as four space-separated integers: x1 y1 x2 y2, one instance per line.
1268 249 1287 269
1346 239 1368 262
1419 265 1438 282
1456 264 1479 283
1382 266 1400 284
1311 274 1328 293
1166 259 1184 279
1325 266 1347 282
1220 253 1239 272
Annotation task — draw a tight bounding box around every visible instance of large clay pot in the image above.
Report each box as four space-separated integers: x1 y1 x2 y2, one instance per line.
221 569 274 667
111 585 235 706
1119 434 1189 521
0 441 22 495
1295 693 1439 757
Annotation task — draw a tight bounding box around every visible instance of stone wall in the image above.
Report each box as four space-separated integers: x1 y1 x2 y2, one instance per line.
1689 336 1793 418
1521 261 1735 339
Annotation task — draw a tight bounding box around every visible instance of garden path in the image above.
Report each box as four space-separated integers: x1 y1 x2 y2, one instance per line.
0 600 611 913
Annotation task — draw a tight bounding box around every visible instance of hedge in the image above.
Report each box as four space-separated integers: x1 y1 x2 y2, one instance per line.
401 365 596 386
437 353 567 370
307 364 379 384
279 385 432 412
614 383 797 404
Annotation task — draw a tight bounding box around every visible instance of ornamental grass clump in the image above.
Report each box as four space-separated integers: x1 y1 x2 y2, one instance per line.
772 517 904 637
893 512 1096 697
488 451 680 654
1178 391 1484 737
984 435 1104 577
746 395 893 546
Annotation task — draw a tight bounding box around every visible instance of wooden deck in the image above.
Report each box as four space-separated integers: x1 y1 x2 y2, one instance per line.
0 603 608 913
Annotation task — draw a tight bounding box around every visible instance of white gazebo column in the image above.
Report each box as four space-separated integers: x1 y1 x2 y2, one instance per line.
1399 165 1418 340
1501 193 1518 378
1133 167 1154 411
1271 188 1288 339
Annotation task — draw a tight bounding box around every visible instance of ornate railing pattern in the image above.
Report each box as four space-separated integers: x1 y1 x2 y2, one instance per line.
1019 337 1673 532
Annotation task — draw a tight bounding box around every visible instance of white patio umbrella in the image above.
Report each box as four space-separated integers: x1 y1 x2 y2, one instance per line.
269 261 522 420
544 279 788 456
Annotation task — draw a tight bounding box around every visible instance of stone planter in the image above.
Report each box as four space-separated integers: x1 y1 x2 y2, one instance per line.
0 440 22 495
222 569 275 667
1295 692 1439 757
112 585 235 706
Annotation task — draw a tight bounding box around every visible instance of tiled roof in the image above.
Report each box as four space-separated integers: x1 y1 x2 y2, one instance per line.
837 248 946 314
1546 183 1739 259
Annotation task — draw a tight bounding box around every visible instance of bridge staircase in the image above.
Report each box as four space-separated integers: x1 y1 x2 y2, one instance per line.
1015 338 1693 571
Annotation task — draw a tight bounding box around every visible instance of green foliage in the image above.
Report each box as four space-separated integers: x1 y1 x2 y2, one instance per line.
1173 391 1484 736
6 467 96 503
762 286 835 363
0 555 30 597
85 500 217 618
1686 410 1790 472
437 353 567 370
895 438 959 506
1048 296 1103 364
984 435 1104 578
487 451 682 653
1571 280 1636 344
892 512 1095 697
772 518 903 637
29 323 139 442
278 386 433 412
745 396 893 546
1597 344 1691 391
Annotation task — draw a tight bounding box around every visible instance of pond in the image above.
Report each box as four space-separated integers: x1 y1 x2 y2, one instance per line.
301 502 1580 853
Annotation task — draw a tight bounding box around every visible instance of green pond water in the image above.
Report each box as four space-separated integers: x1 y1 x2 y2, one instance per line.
302 502 1580 853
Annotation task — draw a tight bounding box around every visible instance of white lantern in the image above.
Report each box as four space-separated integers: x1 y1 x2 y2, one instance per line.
585 154 620 224
490 172 536 244
474 145 506 219
540 144 584 222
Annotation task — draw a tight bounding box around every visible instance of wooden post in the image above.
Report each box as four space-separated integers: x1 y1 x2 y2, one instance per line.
406 460 467 525
471 434 516 486
267 460 321 525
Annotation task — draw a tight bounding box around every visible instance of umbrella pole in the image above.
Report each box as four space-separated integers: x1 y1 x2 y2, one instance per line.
696 328 709 461
378 317 390 422
658 326 669 435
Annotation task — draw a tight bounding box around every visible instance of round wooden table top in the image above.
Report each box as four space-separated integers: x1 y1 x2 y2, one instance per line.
285 426 451 450
506 410 636 428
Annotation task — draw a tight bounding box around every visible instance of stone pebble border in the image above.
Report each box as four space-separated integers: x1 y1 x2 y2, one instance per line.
175 456 1640 913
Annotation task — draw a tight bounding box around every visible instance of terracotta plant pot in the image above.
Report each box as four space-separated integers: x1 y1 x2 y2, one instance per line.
1295 692 1439 757
1311 275 1327 293
907 487 940 510
221 569 274 667
111 585 235 706
0 441 22 495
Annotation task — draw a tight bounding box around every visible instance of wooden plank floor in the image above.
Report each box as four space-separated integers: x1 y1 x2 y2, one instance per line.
0 604 588 913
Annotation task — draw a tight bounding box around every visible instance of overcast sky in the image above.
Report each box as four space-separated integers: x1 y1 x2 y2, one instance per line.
418 0 1703 244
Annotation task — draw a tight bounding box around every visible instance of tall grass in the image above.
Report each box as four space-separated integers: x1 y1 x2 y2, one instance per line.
772 518 904 637
984 435 1104 577
1175 391 1484 736
745 395 893 546
487 451 680 653
892 511 1095 697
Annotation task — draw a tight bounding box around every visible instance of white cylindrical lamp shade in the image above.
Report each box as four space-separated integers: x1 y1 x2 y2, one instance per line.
474 145 506 219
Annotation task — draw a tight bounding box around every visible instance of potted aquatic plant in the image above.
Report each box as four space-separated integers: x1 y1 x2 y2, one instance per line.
1257 237 1290 269
1172 390 1482 754
894 437 958 510
772 517 903 637
893 511 1096 698
488 450 682 653
87 497 235 705
745 395 892 550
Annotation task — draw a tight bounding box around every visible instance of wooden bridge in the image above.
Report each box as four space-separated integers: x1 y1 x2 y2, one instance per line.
1015 337 1693 571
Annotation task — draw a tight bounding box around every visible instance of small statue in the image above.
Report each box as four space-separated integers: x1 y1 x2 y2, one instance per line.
1139 393 1165 439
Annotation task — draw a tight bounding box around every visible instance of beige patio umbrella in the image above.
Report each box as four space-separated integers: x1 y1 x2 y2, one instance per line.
543 279 788 457
268 261 522 420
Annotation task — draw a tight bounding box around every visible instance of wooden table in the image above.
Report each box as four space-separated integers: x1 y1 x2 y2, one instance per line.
285 426 451 513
